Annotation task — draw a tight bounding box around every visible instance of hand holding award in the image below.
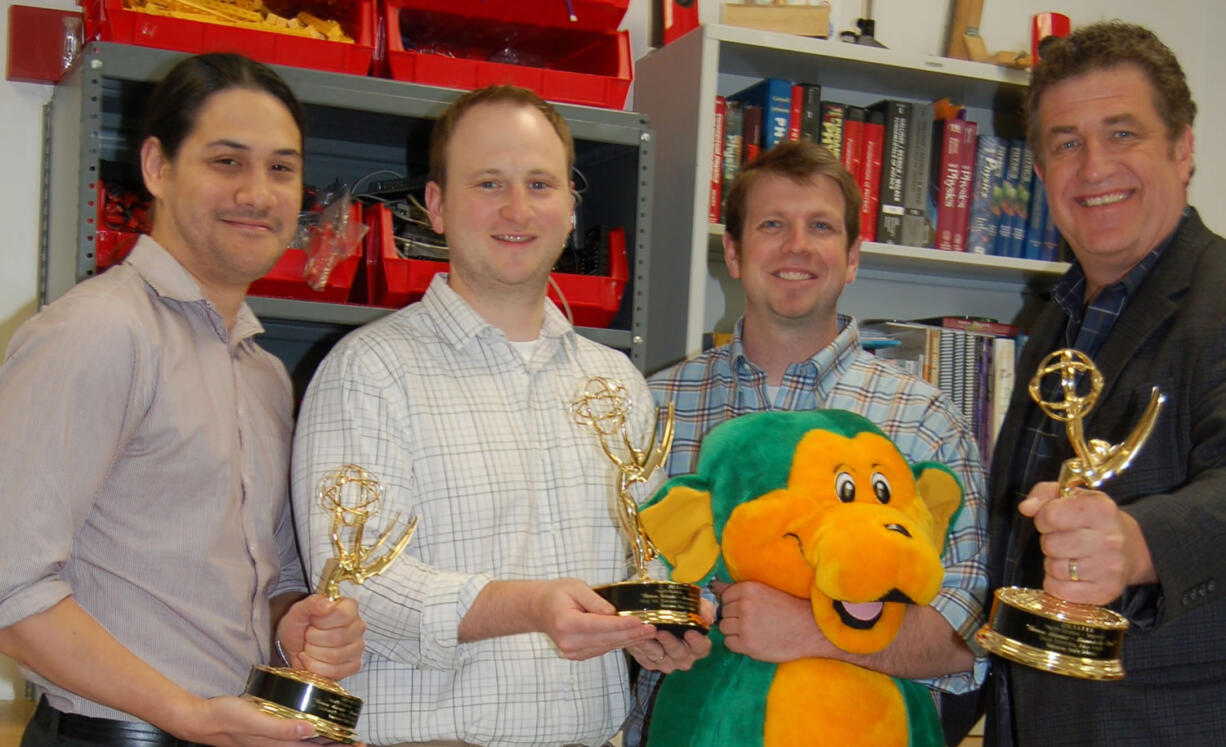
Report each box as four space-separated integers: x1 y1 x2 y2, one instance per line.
243 465 418 742
977 349 1164 680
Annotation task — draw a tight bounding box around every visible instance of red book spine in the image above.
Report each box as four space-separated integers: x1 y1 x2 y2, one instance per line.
953 120 979 252
711 96 726 223
742 104 763 164
842 106 864 183
788 84 804 142
934 119 964 251
940 316 1018 336
859 113 884 243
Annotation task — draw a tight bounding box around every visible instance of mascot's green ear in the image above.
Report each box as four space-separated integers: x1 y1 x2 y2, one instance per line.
913 462 964 553
640 483 719 584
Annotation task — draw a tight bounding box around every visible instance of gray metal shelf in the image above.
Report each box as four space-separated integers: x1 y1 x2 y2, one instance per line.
42 42 666 373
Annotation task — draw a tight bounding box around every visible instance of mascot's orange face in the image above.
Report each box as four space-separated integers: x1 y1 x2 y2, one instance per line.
719 430 946 653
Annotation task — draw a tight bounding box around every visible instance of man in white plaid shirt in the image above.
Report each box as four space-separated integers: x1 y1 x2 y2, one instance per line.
291 85 712 747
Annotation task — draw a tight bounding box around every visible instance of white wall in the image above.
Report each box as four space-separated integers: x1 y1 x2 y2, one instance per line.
0 0 1221 700
623 0 1223 235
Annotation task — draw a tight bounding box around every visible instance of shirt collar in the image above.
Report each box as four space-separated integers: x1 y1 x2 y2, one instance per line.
729 314 858 386
1051 208 1188 316
421 273 574 351
125 235 265 344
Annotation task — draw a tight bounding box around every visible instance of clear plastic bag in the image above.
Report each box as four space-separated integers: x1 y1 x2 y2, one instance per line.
296 182 368 291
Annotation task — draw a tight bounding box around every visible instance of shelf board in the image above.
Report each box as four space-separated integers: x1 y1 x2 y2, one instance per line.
85 42 649 145
706 23 1028 110
247 296 635 349
707 223 1068 286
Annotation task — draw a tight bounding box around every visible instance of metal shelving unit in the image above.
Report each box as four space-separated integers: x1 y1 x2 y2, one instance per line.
635 24 1063 360
42 42 674 377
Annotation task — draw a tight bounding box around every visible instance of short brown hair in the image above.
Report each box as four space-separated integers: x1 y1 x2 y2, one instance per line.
724 139 861 250
427 85 575 188
1027 21 1196 157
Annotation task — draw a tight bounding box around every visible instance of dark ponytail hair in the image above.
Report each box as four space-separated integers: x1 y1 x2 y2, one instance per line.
142 53 305 160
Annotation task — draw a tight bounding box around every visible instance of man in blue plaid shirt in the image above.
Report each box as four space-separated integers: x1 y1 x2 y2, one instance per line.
624 140 988 746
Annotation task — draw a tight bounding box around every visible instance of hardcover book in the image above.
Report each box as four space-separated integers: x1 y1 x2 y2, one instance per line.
710 96 726 223
871 100 912 245
901 102 934 248
966 135 1007 255
819 101 846 161
799 84 823 144
729 78 793 151
929 117 967 252
842 105 865 181
859 108 885 243
953 120 978 252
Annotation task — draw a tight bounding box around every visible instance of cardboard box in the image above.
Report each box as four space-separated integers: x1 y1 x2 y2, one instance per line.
720 3 830 38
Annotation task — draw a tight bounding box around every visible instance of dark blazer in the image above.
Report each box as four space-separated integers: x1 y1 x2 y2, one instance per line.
985 208 1226 746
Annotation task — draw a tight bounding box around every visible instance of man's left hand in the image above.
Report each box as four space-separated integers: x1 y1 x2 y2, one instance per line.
713 581 832 662
1019 481 1157 606
276 595 365 679
627 598 715 673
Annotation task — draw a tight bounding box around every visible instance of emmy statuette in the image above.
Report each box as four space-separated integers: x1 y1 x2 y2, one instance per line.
571 376 707 635
977 349 1164 680
243 465 418 742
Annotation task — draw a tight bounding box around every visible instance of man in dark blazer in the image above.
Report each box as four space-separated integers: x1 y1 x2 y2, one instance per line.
985 21 1226 746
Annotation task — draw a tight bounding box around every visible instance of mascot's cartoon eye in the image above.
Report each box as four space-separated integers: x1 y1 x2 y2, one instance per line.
835 472 856 502
871 472 891 504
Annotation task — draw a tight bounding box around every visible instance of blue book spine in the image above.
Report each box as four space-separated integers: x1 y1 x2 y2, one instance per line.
1023 175 1047 260
967 135 1006 255
993 139 1023 256
729 78 793 151
1041 193 1062 262
1008 143 1035 258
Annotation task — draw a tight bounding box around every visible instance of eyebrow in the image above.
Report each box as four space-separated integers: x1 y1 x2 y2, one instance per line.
1047 112 1144 136
204 139 302 158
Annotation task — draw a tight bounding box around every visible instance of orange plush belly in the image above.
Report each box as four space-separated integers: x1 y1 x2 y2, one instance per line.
764 659 908 747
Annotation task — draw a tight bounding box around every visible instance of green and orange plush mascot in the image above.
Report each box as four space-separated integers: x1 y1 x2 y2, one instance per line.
638 409 964 747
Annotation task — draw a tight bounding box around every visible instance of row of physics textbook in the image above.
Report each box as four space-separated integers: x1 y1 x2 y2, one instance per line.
862 317 1022 466
710 78 1066 262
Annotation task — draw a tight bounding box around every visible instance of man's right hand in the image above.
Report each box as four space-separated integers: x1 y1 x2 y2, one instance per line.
528 578 658 660
458 578 656 659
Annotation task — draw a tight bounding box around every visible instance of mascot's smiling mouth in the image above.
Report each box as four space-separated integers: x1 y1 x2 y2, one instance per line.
833 590 914 630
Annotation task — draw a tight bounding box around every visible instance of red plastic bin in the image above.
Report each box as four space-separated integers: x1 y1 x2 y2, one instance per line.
94 180 148 271
82 0 375 76
363 203 628 328
249 203 364 303
380 0 631 109
96 229 141 270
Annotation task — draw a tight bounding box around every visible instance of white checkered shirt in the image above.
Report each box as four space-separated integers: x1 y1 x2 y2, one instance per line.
292 275 657 746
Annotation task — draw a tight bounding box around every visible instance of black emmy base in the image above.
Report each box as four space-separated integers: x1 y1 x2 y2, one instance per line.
242 665 361 743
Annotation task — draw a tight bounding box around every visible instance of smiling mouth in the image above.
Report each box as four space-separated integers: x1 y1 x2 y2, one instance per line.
222 217 275 232
493 234 533 243
774 269 816 280
1078 191 1130 207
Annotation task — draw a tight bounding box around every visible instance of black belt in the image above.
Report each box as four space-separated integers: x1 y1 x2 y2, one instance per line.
32 698 205 747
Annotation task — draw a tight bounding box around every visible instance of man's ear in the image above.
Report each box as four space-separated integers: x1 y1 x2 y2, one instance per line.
140 137 169 201
425 181 445 235
722 232 742 279
1175 125 1195 186
845 236 861 285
